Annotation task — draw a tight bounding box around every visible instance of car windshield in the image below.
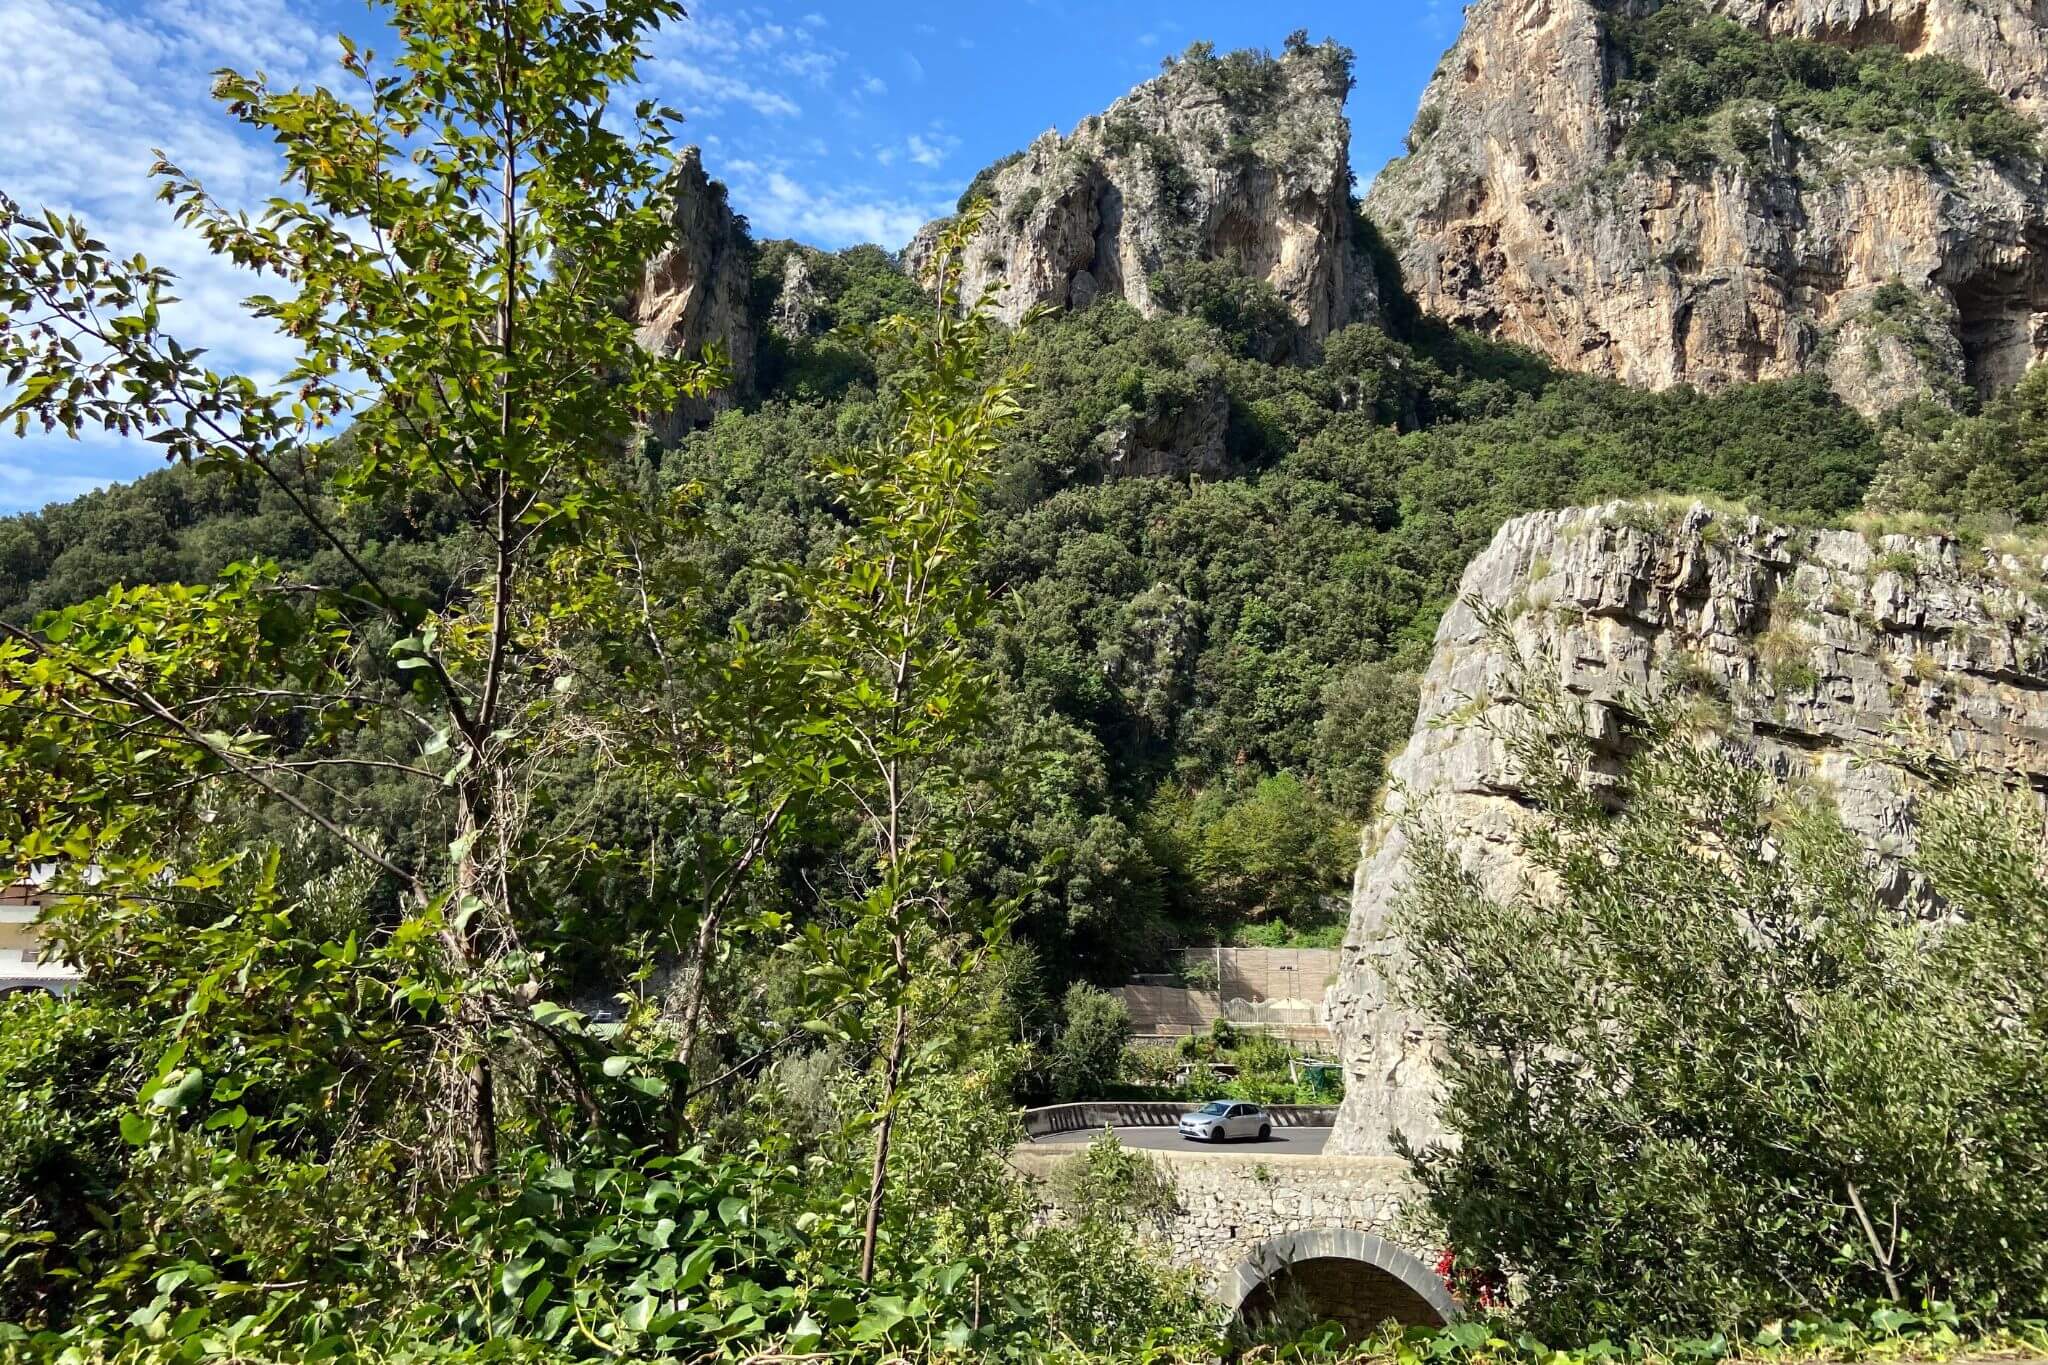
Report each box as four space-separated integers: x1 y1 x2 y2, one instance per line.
1197 1102 1230 1116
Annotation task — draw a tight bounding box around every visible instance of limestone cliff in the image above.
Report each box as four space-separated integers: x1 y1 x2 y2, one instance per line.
1366 0 2048 413
631 147 756 441
1327 501 2048 1155
908 42 1377 357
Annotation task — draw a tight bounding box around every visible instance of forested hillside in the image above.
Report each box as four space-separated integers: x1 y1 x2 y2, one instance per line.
7 193 1987 980
4 7 2048 1360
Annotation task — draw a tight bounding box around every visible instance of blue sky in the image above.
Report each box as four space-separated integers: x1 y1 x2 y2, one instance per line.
0 0 1461 514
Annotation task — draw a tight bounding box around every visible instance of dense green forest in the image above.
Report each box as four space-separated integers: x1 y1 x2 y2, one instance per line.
1 200 1974 981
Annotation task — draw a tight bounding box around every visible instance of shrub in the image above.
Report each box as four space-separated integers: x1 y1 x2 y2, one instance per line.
1396 643 2048 1338
1609 3 2039 169
1050 983 1133 1101
0 992 140 1324
1866 366 2048 527
1155 255 1294 362
957 150 1023 214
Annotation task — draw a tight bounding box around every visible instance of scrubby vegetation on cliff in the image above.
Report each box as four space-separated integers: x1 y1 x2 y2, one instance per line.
1400 638 2048 1337
1608 1 2041 167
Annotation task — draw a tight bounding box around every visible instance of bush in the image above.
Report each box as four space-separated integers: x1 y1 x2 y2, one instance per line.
1050 983 1132 1101
1866 365 2048 526
1151 257 1297 362
1396 647 2048 1338
1609 3 2040 169
0 992 140 1323
957 150 1023 214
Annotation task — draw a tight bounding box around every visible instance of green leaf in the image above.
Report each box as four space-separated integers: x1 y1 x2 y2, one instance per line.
148 1068 207 1113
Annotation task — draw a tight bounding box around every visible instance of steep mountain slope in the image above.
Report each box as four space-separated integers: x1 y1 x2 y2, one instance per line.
908 39 1378 359
630 147 757 438
1367 0 2048 413
1328 500 2048 1154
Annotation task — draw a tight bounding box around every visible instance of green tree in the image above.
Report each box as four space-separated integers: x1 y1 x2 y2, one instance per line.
1192 773 1351 925
1867 366 2048 526
0 0 731 1178
785 204 1029 1281
1051 982 1133 1101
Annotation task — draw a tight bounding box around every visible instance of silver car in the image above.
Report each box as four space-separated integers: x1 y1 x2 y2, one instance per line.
1177 1100 1271 1143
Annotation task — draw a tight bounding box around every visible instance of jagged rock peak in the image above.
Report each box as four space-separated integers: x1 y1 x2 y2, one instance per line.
1326 499 2048 1155
908 38 1378 356
631 146 756 439
1366 0 2048 415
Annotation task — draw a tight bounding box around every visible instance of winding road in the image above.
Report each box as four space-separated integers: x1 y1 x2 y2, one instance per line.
1031 1124 1333 1155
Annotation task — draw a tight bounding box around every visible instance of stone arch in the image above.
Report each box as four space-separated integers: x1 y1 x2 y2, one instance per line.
1221 1227 1458 1331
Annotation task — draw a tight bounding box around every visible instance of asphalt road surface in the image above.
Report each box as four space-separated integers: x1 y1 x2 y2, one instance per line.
1033 1124 1332 1155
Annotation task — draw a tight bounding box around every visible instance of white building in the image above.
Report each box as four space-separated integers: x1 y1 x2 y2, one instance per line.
0 872 80 997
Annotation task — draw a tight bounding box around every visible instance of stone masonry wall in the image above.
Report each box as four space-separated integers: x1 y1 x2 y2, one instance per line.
1012 1146 1419 1280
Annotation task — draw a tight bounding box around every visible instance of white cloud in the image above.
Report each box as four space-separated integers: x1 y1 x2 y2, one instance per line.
655 59 803 118
905 132 962 168
645 3 855 118
0 448 143 515
902 52 926 83
0 0 339 499
715 160 942 250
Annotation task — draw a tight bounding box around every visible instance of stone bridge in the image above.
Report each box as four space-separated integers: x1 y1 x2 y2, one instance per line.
1013 1120 1459 1337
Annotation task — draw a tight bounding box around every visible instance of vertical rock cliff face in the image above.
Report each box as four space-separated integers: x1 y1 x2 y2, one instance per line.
907 43 1378 357
1365 0 2048 414
1327 502 2048 1155
631 147 756 441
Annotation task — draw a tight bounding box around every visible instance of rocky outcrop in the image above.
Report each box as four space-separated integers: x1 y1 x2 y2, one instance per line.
768 249 825 341
631 147 756 440
1327 501 2048 1154
908 42 1377 357
1091 373 1233 478
1366 0 2048 413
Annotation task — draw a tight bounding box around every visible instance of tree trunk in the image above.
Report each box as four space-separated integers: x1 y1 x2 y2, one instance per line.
859 1001 910 1284
443 792 499 1180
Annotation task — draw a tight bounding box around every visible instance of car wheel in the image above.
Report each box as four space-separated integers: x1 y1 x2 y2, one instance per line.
1258 1124 1271 1141
1209 1126 1226 1144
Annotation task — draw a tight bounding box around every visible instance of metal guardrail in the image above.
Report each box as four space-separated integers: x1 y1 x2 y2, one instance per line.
1020 1102 1339 1138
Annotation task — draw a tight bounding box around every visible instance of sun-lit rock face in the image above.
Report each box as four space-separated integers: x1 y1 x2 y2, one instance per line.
1327 501 2048 1155
907 42 1378 359
1365 0 2048 415
630 146 757 440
